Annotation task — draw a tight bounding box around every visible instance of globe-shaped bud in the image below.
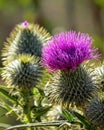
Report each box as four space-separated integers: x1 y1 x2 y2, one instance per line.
2 54 42 88
45 62 98 107
86 96 104 128
2 21 51 65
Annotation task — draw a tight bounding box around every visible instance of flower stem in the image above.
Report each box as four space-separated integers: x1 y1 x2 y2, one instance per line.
20 88 34 130
6 121 66 130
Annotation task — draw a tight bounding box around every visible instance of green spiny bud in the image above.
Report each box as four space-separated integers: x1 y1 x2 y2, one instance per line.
94 62 104 91
86 96 104 128
2 54 42 88
2 21 51 66
45 62 98 107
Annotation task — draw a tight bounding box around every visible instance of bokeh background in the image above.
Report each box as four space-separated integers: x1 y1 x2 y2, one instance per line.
0 0 104 127
0 0 104 64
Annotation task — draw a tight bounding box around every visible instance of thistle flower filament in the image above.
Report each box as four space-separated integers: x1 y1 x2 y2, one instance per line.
42 31 98 71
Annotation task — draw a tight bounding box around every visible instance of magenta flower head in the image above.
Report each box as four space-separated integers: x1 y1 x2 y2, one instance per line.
22 21 29 27
42 31 98 71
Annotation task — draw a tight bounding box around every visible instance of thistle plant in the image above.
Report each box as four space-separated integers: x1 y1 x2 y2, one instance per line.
0 22 103 130
42 31 99 107
1 21 52 130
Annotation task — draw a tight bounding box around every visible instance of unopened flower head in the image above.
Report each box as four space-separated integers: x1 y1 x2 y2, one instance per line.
42 31 99 71
45 62 98 107
86 96 104 128
2 21 51 66
2 54 43 88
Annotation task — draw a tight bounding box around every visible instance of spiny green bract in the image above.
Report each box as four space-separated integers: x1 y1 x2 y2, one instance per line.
2 22 51 66
45 62 98 107
86 96 104 128
2 54 43 88
94 62 104 91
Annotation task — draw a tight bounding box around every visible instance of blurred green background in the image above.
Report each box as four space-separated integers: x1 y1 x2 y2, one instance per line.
0 0 104 64
0 0 104 128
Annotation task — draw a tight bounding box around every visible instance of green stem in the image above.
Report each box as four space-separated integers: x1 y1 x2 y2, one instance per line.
25 112 34 130
20 88 34 130
26 113 32 123
6 121 66 130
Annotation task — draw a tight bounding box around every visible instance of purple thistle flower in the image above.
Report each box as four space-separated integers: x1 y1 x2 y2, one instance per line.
42 31 99 71
22 21 29 27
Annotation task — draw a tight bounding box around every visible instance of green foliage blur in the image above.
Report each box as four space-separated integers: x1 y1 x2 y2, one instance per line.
94 0 104 7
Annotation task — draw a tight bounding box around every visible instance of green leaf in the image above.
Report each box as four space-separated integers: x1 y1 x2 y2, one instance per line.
0 123 11 128
0 101 16 116
73 111 97 130
0 113 7 120
32 105 52 119
0 88 18 104
36 87 45 97
0 68 3 74
62 109 74 122
0 103 8 111
3 103 14 112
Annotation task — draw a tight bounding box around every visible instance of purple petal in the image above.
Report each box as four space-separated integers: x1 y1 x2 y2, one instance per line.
22 21 29 27
42 31 99 71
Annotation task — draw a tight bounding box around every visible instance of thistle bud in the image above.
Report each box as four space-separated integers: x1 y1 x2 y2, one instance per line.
2 21 51 65
2 54 42 88
86 96 104 128
45 63 98 107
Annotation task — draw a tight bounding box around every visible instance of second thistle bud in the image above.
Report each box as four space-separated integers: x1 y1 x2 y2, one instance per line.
2 54 42 88
86 96 104 128
2 21 51 65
